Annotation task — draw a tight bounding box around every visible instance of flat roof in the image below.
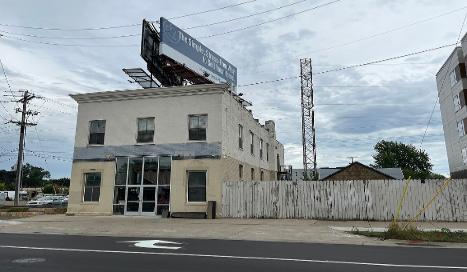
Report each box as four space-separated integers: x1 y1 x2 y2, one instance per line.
70 83 230 103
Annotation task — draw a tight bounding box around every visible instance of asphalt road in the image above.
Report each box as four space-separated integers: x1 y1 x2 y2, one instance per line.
0 233 466 271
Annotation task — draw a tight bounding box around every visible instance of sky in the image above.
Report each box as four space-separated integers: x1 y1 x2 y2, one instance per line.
0 0 466 178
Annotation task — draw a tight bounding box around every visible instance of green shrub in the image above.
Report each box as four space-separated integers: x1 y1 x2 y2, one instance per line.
7 207 29 212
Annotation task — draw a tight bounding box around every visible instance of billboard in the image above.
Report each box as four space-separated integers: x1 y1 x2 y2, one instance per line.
159 17 237 87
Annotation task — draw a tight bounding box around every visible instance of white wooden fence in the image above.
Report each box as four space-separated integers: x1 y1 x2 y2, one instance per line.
222 180 467 221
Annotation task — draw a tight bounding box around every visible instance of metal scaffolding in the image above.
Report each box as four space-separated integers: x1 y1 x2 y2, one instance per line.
300 58 317 179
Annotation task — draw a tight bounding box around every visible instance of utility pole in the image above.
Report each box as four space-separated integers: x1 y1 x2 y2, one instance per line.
8 90 38 206
300 58 317 180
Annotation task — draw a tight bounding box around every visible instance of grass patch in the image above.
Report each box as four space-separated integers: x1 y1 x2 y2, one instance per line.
351 222 467 243
5 207 29 213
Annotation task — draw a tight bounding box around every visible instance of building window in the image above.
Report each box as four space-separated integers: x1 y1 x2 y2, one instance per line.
238 124 243 149
83 172 101 202
450 69 461 87
188 114 207 141
187 171 206 202
250 131 254 155
89 120 105 145
454 94 461 112
137 117 155 143
266 143 269 161
462 148 467 164
239 164 243 180
457 120 465 137
251 168 255 180
260 170 264 181
260 139 263 159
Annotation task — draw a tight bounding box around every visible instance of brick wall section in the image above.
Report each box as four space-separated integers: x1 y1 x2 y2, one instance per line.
324 163 393 181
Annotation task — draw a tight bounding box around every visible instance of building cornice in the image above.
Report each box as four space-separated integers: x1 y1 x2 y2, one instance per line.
70 83 230 103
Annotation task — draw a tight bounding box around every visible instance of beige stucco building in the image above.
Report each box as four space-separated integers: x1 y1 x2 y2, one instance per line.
67 84 284 218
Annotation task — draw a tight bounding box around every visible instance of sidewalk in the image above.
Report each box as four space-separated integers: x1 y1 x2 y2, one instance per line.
1 214 467 248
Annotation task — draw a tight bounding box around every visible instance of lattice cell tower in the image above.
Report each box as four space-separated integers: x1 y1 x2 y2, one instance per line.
300 58 317 179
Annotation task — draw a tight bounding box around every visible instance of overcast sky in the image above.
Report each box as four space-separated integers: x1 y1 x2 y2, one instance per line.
0 0 466 178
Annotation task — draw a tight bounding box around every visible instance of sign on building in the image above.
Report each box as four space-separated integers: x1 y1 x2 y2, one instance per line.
159 17 237 87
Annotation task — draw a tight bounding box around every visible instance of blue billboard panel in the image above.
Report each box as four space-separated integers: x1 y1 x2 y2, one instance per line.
159 17 237 87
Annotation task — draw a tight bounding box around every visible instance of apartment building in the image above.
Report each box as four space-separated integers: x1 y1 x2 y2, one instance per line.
437 33 467 178
67 84 284 217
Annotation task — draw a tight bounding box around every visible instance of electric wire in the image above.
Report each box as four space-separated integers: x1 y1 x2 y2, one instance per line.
185 0 308 30
238 42 456 87
0 30 139 40
237 5 467 70
168 0 257 20
198 0 342 38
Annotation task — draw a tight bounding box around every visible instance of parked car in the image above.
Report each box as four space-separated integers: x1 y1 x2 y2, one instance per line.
0 192 6 202
26 196 64 207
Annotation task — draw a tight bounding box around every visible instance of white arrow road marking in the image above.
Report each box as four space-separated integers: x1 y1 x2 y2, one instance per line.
127 240 182 250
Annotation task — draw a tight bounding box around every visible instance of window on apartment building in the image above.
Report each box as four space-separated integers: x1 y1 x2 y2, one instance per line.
239 164 243 180
187 171 206 202
251 168 255 180
250 131 254 155
188 114 208 141
137 117 155 143
450 70 459 87
83 172 101 202
260 170 264 181
238 124 243 149
458 120 465 137
260 139 264 159
89 120 106 145
454 94 462 112
462 148 467 164
266 143 269 161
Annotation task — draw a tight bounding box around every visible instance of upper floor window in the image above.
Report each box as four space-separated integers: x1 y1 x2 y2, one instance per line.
188 114 207 141
450 70 459 87
260 170 264 181
238 124 243 149
83 172 101 202
251 168 255 180
137 117 155 143
260 139 264 159
458 119 466 137
250 130 254 155
462 148 467 164
450 64 465 88
454 94 461 112
239 164 243 180
266 143 270 161
89 120 105 145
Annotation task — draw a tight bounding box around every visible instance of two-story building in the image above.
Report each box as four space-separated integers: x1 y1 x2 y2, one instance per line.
67 83 284 217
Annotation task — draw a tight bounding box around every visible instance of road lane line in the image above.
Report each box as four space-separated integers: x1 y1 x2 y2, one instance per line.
1 245 466 270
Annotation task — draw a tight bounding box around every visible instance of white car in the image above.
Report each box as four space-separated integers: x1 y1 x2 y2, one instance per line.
27 196 63 207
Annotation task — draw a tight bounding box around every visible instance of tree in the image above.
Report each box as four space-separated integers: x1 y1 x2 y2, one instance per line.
21 163 51 187
371 140 434 180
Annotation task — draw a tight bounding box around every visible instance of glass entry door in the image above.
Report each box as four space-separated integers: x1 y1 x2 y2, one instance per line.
114 156 171 216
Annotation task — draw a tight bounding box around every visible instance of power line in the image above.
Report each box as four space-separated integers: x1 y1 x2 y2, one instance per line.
198 0 342 38
1 34 139 47
0 1 257 32
185 0 308 30
238 42 456 87
237 5 467 70
0 30 139 40
0 22 141 31
168 0 257 20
